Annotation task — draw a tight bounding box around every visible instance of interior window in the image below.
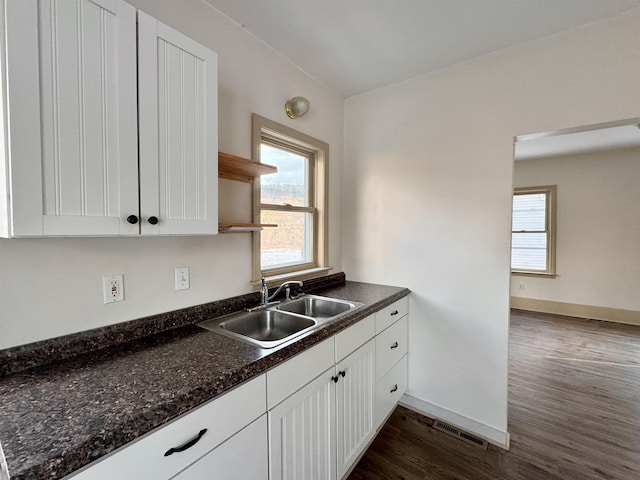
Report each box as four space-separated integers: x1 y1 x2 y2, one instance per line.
260 143 315 270
252 114 329 281
511 186 556 275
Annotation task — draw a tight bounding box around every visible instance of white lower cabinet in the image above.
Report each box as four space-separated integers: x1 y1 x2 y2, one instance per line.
336 339 375 479
269 366 337 480
171 414 268 480
268 318 379 480
373 298 409 430
268 339 376 480
375 355 408 428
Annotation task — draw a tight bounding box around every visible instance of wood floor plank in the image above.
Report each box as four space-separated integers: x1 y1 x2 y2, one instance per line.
348 311 640 480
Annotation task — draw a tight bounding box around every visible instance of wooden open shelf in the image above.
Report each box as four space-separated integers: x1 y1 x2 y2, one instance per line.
218 151 277 183
218 222 277 233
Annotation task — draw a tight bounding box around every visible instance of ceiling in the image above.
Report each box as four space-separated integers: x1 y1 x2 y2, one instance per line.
204 0 640 97
515 124 640 160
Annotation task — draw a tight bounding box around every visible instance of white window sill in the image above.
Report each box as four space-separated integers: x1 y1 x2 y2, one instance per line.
250 267 333 288
511 270 558 278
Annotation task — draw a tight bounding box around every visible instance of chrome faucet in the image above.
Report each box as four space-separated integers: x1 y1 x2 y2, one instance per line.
252 278 304 311
268 280 304 302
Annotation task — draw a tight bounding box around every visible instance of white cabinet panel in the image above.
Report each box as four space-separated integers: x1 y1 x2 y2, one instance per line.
335 314 374 363
375 355 408 429
170 415 268 480
138 11 218 235
1 2 218 237
375 315 408 382
375 297 408 334
3 0 139 236
267 338 335 410
335 339 375 479
269 367 336 480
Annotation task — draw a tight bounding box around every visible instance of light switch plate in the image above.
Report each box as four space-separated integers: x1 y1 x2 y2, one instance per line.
175 267 190 291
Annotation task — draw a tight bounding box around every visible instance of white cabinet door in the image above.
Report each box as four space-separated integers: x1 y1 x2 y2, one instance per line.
137 11 218 235
171 415 268 480
335 339 375 479
3 0 139 236
269 367 337 480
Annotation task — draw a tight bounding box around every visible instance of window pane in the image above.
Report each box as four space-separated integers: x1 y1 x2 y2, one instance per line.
260 144 308 207
511 232 547 270
261 210 313 269
512 193 546 231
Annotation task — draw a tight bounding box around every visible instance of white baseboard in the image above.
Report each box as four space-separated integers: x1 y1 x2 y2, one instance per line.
399 393 510 450
510 297 640 326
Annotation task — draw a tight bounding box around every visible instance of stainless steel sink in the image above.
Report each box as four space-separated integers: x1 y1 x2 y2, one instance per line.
277 295 362 320
199 310 317 349
198 294 363 349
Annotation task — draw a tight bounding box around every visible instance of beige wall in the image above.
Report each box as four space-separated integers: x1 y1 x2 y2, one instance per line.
343 10 640 442
0 0 344 349
511 147 640 311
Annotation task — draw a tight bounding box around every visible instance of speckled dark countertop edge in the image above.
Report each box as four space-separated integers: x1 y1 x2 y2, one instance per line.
1 277 410 479
0 273 346 377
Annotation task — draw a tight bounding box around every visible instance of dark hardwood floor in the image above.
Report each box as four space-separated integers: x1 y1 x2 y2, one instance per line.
348 310 640 480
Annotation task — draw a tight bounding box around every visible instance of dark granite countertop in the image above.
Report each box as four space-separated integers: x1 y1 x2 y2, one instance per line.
0 279 409 479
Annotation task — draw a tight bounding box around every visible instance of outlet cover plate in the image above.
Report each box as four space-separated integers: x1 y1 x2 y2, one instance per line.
103 274 124 304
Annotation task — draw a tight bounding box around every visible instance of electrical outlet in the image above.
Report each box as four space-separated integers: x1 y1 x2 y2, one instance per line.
103 274 124 304
175 267 190 291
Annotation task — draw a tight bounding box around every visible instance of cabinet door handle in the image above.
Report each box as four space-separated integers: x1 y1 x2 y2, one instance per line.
147 216 159 225
332 376 339 383
339 370 346 378
390 310 399 316
390 342 399 349
126 215 139 224
164 429 208 456
390 384 398 393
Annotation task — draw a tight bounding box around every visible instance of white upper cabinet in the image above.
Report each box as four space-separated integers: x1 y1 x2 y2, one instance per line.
0 0 218 237
137 11 218 235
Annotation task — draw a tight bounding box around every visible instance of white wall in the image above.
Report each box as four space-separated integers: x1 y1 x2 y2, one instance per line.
343 10 640 442
511 147 640 311
0 0 344 349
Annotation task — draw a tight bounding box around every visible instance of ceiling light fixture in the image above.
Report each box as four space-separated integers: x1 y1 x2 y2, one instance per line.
285 96 310 119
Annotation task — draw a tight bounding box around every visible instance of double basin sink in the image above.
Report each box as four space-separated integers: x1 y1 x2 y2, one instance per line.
198 295 363 349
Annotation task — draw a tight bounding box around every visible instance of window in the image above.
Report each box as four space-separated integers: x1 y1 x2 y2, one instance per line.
252 114 329 281
511 186 556 275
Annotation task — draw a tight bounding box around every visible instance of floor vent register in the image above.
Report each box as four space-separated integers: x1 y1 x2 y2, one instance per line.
432 420 489 450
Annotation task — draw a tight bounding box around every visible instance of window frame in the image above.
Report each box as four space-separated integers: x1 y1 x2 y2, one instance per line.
511 185 557 277
251 114 329 283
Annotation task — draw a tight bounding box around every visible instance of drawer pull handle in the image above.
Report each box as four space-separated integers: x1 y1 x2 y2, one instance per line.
339 370 346 378
332 375 339 383
390 342 399 349
390 310 399 316
164 429 208 456
390 384 398 393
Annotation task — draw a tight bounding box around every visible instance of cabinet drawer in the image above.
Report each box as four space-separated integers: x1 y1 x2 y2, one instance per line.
267 338 335 410
375 297 408 333
375 355 408 429
335 314 375 362
68 374 266 480
170 414 267 480
375 315 408 382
